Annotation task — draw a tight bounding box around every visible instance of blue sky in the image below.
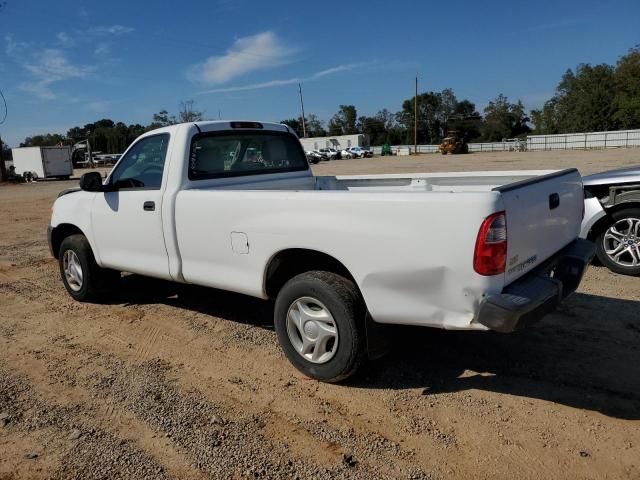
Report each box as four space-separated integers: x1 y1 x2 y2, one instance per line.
0 0 638 147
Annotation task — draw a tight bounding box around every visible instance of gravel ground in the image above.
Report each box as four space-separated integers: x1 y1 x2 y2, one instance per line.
1 149 639 479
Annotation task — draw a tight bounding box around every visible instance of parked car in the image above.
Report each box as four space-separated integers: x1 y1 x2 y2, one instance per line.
49 121 593 382
318 148 341 160
313 150 330 161
340 149 353 159
580 165 640 275
305 150 321 164
348 146 372 158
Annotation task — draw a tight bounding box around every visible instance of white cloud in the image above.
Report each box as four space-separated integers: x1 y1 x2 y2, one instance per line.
87 100 111 113
94 42 111 56
56 32 75 47
19 49 94 100
198 63 363 94
5 33 28 56
313 64 362 78
86 25 134 35
187 31 295 85
201 77 302 94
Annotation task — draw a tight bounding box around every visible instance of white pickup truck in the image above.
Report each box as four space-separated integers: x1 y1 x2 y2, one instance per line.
48 121 594 382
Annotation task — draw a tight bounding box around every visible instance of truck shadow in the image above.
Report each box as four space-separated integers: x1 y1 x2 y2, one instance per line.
357 293 640 420
112 275 640 420
113 274 275 329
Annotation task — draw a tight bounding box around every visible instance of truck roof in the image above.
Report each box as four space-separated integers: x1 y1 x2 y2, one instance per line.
142 120 294 138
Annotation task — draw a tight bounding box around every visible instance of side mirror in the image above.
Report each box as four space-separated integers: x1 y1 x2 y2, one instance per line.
79 172 104 192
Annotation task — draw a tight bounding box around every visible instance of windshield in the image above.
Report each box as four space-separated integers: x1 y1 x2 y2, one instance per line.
189 131 308 180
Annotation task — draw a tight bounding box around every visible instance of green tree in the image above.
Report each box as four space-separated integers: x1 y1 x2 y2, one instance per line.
281 115 326 137
1 140 12 162
531 62 618 133
396 89 479 144
66 126 88 144
305 114 327 137
178 100 204 123
281 118 302 135
613 47 640 129
328 105 358 135
150 109 176 128
481 94 530 141
19 133 67 147
447 100 483 141
357 115 386 144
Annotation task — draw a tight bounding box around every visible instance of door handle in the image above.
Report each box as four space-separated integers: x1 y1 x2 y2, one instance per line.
143 201 155 211
549 193 560 210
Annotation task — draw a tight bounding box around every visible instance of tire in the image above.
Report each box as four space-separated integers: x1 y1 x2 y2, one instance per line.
58 234 120 302
274 271 366 382
595 207 640 276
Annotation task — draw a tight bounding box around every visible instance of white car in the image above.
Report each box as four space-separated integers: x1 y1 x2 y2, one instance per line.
348 146 372 158
48 121 593 382
580 165 640 276
340 149 353 159
318 148 339 160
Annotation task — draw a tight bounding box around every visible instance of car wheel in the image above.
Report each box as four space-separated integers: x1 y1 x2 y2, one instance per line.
274 271 366 382
595 208 640 276
59 234 120 301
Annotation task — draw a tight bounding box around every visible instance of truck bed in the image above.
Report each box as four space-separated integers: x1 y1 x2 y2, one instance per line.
315 170 559 193
192 169 560 194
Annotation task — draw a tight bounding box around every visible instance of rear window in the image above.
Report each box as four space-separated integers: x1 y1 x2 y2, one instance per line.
189 131 308 180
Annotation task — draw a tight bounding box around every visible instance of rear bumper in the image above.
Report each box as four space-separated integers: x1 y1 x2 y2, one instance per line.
476 238 595 333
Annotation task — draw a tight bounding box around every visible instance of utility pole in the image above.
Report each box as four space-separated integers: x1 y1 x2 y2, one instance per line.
414 76 418 155
298 83 307 138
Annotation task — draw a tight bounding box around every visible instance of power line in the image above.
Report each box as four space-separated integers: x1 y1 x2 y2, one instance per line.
298 83 307 138
0 86 7 125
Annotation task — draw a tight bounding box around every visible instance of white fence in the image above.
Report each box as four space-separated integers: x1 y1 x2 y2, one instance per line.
371 128 640 155
372 141 523 155
468 141 526 152
527 129 640 150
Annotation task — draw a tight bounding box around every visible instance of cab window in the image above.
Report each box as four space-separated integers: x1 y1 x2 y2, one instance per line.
109 134 169 189
189 131 308 180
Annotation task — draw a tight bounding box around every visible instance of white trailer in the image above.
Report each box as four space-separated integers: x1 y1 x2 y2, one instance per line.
11 146 73 179
299 134 369 152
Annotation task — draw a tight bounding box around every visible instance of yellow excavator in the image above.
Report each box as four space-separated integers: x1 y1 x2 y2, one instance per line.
438 130 469 155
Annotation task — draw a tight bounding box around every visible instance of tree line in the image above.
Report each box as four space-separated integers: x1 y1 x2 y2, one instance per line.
10 47 640 155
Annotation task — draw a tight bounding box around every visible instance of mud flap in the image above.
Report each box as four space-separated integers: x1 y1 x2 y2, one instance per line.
365 312 392 360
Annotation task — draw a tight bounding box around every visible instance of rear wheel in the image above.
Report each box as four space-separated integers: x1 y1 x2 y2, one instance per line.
595 208 640 276
274 271 365 382
59 234 120 301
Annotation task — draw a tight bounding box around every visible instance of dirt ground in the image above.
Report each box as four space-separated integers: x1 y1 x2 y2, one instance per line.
1 149 639 479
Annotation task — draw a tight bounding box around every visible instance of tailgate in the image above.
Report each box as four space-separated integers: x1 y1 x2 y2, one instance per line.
496 169 584 284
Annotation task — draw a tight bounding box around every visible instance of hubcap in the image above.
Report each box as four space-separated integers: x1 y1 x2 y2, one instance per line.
63 250 83 291
603 217 640 267
286 297 338 364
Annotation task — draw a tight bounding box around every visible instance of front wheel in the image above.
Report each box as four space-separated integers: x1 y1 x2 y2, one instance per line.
59 234 120 301
274 271 365 382
595 208 640 276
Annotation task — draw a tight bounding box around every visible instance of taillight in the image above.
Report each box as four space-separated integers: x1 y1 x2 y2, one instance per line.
474 211 507 276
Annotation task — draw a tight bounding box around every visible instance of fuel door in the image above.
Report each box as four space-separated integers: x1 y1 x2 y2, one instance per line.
231 232 249 254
